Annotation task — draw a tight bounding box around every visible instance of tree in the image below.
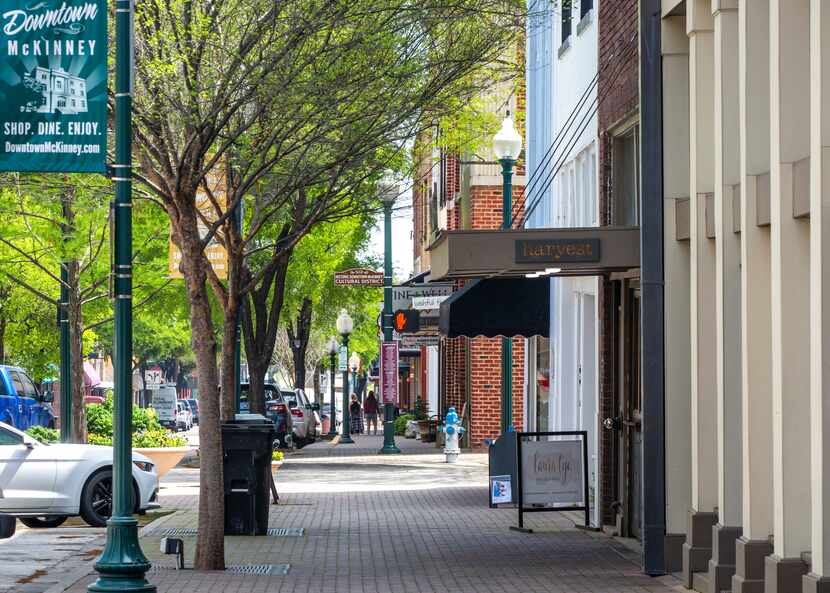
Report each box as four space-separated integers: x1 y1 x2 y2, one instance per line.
0 175 173 441
132 0 523 568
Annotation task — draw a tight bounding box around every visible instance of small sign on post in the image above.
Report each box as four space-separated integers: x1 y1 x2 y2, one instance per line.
338 346 348 371
334 268 383 286
380 341 398 404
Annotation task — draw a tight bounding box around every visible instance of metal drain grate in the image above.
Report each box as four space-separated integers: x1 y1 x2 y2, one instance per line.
160 528 198 537
227 564 290 575
267 527 304 537
150 564 290 575
159 527 303 537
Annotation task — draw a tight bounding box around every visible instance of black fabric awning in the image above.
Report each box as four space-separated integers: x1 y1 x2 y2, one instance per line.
438 277 550 338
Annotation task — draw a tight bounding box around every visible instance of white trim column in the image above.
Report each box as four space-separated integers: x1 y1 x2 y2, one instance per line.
768 0 812 590
683 0 719 586
662 14 692 575
806 1 830 591
733 2 774 591
711 1 743 590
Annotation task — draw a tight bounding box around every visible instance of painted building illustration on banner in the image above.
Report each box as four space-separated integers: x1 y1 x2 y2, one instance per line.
21 66 88 115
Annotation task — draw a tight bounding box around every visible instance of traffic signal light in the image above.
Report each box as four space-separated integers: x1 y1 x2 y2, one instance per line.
393 309 419 333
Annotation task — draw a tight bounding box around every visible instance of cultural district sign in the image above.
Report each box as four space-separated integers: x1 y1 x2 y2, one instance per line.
0 0 107 173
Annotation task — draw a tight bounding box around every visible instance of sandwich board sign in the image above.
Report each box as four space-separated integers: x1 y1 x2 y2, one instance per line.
0 0 108 172
511 431 590 533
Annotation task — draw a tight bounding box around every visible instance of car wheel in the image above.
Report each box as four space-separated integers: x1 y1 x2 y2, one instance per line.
0 515 15 539
80 469 114 527
19 516 67 529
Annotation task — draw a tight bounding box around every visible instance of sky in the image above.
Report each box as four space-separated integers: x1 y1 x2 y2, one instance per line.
366 198 414 283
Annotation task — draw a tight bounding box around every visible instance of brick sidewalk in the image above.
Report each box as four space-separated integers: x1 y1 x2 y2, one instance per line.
56 442 684 593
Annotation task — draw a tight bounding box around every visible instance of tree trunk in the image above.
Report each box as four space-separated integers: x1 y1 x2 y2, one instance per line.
287 298 312 389
67 261 86 443
0 316 6 363
220 310 238 421
174 206 225 571
241 250 291 413
247 357 268 416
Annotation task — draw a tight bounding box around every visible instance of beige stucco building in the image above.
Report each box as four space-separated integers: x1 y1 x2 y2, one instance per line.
658 1 830 592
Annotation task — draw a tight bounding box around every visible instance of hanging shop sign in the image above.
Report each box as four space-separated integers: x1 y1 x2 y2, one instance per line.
334 268 383 286
514 238 601 264
411 295 449 310
380 341 398 404
399 335 439 349
392 282 454 311
0 0 108 173
169 171 229 279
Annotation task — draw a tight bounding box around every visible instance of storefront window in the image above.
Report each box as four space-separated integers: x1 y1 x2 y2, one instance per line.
535 337 550 431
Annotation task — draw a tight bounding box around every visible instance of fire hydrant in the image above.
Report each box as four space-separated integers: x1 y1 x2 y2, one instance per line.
442 407 464 463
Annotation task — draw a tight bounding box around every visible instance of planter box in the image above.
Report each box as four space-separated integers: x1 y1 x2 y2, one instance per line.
134 446 194 479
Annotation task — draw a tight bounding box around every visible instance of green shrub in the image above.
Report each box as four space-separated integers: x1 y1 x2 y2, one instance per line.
413 398 429 421
86 394 185 448
394 414 414 436
25 426 59 444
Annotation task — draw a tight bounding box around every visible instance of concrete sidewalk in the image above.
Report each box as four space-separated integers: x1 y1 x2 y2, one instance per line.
51 439 684 593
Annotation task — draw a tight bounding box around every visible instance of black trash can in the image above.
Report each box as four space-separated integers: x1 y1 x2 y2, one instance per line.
222 414 275 535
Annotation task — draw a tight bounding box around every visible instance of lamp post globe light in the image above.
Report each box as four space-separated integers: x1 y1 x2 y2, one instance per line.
327 337 339 438
336 309 355 444
493 113 522 435
378 173 401 454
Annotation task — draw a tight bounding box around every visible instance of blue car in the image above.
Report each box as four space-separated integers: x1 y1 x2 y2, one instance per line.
0 365 56 430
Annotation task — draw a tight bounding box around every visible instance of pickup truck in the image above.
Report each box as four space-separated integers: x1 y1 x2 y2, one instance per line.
0 365 56 430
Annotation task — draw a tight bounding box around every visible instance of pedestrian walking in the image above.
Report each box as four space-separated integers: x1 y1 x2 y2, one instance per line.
350 394 364 434
364 390 380 435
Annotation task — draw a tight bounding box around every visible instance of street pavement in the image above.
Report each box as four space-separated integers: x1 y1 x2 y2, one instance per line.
5 434 685 593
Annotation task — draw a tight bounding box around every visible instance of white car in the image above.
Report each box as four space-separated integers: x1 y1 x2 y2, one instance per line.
0 422 159 531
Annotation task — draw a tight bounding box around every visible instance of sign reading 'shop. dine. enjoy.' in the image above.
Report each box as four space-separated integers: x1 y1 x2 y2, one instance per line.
0 0 107 173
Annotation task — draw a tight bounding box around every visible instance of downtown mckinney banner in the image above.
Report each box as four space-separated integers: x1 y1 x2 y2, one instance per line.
0 0 107 173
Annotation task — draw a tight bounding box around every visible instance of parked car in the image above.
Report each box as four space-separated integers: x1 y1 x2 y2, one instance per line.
175 400 193 431
0 366 55 431
321 403 341 431
239 383 293 449
282 389 320 447
184 399 199 425
0 421 159 528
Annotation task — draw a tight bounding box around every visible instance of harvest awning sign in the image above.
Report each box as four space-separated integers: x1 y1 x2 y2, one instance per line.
0 0 107 173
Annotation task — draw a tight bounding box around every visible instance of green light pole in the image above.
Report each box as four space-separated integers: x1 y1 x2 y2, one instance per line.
59 265 71 442
336 310 355 444
492 113 522 434
379 177 401 454
327 338 338 438
88 0 155 589
234 202 242 414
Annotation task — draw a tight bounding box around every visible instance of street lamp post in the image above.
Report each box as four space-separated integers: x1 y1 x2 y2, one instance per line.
336 310 355 444
379 175 401 454
327 338 338 438
59 265 71 442
349 352 360 398
88 0 155 590
492 113 523 435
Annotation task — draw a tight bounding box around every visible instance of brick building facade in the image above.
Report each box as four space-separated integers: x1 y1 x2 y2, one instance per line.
597 0 641 532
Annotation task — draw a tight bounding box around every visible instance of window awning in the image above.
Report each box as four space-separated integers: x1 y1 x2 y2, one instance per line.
438 278 550 338
428 226 640 280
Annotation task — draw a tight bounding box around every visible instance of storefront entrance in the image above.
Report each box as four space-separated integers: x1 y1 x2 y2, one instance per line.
612 278 643 540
